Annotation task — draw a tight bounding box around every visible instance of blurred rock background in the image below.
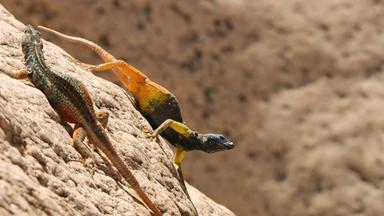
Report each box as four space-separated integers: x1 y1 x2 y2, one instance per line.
3 0 384 215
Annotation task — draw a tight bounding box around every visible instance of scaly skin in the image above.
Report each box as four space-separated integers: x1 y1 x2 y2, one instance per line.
37 25 235 196
4 25 162 216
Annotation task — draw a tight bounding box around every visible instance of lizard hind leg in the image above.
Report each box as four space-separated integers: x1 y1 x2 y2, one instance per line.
71 110 109 161
71 108 112 174
96 109 109 128
85 60 147 87
88 109 115 166
86 60 124 72
72 125 97 174
85 60 133 89
92 109 112 159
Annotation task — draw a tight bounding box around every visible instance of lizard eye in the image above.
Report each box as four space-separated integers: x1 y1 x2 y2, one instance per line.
23 27 32 34
27 70 33 78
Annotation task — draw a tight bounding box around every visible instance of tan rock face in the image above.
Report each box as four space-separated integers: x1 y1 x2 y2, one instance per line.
0 5 234 216
3 0 384 216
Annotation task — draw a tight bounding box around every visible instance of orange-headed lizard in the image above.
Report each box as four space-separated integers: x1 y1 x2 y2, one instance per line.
2 25 162 216
37 26 235 190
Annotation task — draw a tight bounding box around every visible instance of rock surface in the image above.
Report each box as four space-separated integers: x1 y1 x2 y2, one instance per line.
3 0 384 216
0 5 234 216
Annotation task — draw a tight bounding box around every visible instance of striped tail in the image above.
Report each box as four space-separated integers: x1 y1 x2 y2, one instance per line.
86 124 162 216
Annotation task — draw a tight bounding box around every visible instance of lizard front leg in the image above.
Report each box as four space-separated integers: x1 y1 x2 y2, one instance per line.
1 68 30 79
174 144 191 199
151 119 192 171
174 144 187 170
151 120 192 194
152 119 193 139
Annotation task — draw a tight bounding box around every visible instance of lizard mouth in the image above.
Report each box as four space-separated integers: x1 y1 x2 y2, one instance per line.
223 141 235 149
213 140 235 152
201 134 235 153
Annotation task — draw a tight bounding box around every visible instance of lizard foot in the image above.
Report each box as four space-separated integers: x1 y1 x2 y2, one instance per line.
147 132 160 142
68 157 98 176
84 65 98 72
83 158 98 175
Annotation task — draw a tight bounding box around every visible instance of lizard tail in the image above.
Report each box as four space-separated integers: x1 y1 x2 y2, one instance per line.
86 126 162 215
37 25 116 63
106 148 163 216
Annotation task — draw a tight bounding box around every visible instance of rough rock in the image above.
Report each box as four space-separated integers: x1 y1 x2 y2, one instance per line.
0 5 234 216
187 184 234 216
3 1 384 216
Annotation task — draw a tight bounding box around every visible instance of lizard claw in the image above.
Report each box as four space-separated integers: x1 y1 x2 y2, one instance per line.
68 157 85 164
69 157 97 175
148 133 160 142
83 158 97 175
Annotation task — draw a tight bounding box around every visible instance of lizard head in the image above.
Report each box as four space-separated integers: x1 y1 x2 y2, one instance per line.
21 25 43 54
197 133 235 153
